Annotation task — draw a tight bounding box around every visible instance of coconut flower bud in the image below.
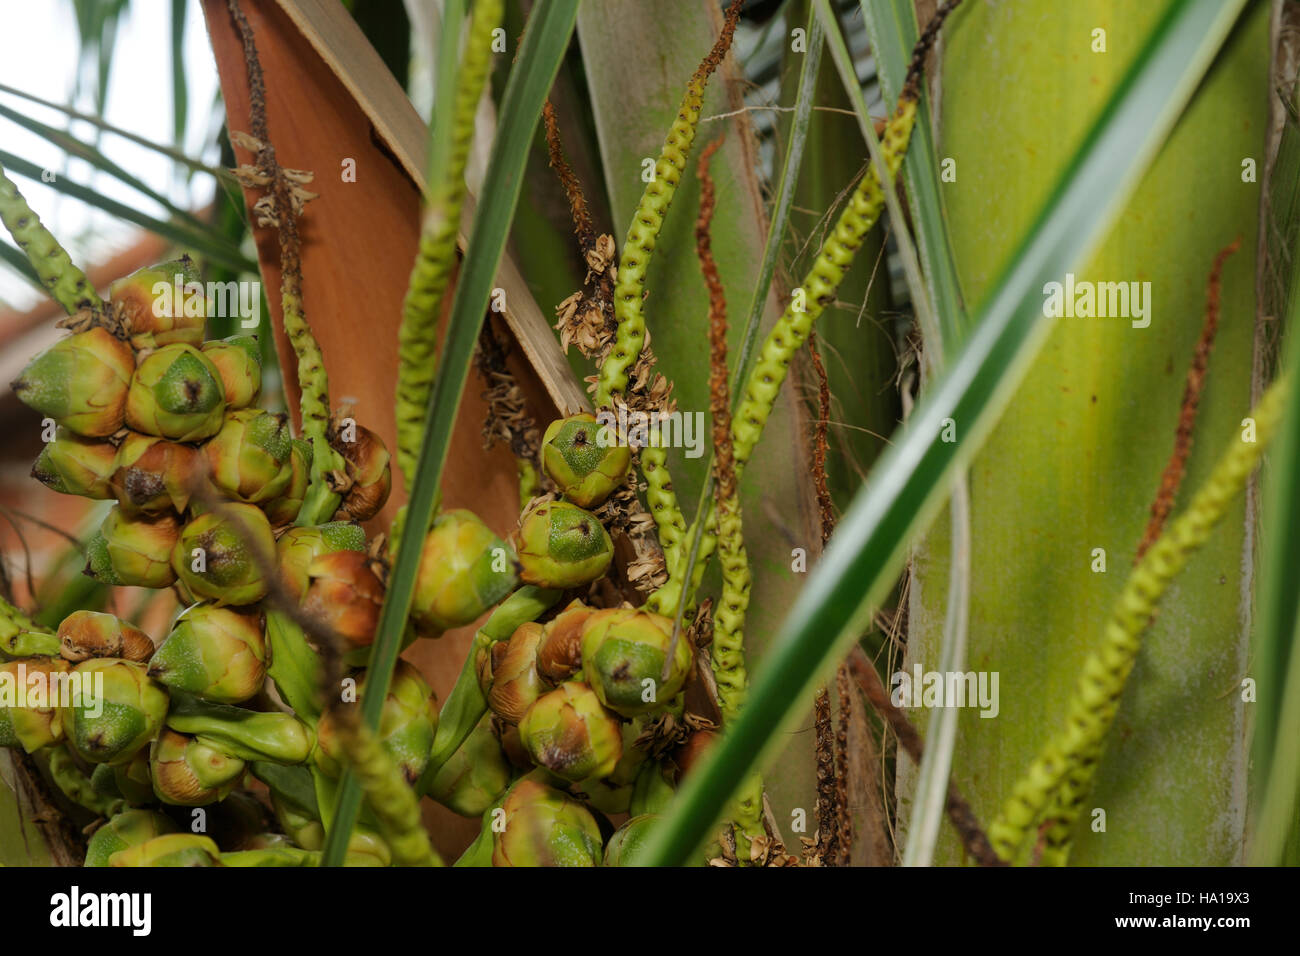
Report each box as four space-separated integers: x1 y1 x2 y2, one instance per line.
125 343 226 441
89 506 180 589
537 600 594 684
412 509 518 633
204 408 293 505
149 604 266 704
517 682 622 783
0 657 69 752
63 659 169 766
491 778 603 867
84 809 177 867
109 833 223 867
485 622 548 724
12 327 135 437
171 503 275 606
58 610 154 663
111 747 155 805
150 727 244 806
300 550 385 648
31 429 117 499
541 413 631 507
580 607 690 717
108 432 203 514
428 715 511 817
515 500 613 590
201 335 261 409
314 662 437 783
331 422 392 522
603 813 659 866
276 521 367 603
264 438 313 526
110 256 207 350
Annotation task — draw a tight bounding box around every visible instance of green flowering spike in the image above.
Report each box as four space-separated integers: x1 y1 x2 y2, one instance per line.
0 160 100 313
84 809 178 866
517 682 622 783
63 659 169 766
57 609 154 663
264 438 313 526
125 343 226 441
150 727 244 806
149 604 266 704
276 521 366 602
31 429 117 499
109 431 204 515
109 833 223 867
12 328 135 437
428 715 511 817
484 622 548 724
541 413 631 508
604 813 659 866
95 506 181 589
491 777 603 867
315 662 437 784
171 503 275 606
165 695 313 764
515 501 613 590
580 607 690 717
110 256 207 350
204 409 294 505
201 335 262 409
0 657 69 751
412 509 518 633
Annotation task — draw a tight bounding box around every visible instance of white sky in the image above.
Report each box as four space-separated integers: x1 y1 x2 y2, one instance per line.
0 0 222 312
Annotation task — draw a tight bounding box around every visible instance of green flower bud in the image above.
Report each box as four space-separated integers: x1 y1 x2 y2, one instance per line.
271 791 323 850
112 747 155 804
515 501 613 589
541 413 631 507
109 833 222 867
83 530 122 586
31 429 116 499
57 609 154 663
276 521 366 603
491 778 602 867
300 550 385 648
150 727 244 805
411 509 518 633
204 408 293 504
537 599 594 684
148 604 266 704
88 505 180 589
200 335 261 409
517 682 622 783
580 607 690 717
603 813 659 866
578 776 632 815
607 716 651 787
63 659 169 766
165 696 313 764
84 809 178 866
125 343 226 441
264 438 312 526
12 328 135 437
0 657 69 752
428 715 511 817
331 422 392 522
314 662 437 783
171 503 275 606
108 431 204 514
110 256 207 350
485 622 548 724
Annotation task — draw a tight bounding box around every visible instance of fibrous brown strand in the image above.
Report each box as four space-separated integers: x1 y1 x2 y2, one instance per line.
902 0 965 100
543 100 595 254
813 687 839 865
808 331 835 546
475 319 543 468
695 1 745 90
833 662 854 865
1135 238 1240 561
696 136 736 505
846 646 1002 867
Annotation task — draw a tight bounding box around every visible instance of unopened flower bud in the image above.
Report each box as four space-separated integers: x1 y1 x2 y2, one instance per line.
12 327 135 437
125 343 226 441
515 500 613 589
148 604 266 704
